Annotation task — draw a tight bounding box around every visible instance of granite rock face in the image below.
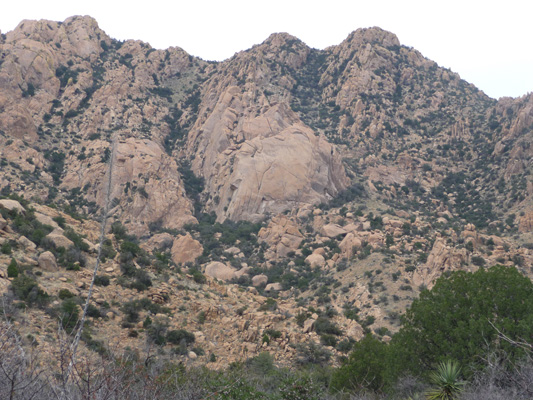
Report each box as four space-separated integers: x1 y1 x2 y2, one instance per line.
189 88 348 222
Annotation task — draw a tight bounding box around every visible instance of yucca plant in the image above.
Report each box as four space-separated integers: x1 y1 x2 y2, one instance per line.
425 360 465 400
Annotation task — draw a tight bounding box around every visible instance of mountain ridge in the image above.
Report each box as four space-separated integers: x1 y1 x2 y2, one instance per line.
0 14 532 371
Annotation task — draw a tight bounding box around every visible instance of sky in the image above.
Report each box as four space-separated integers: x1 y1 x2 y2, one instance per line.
1 0 532 99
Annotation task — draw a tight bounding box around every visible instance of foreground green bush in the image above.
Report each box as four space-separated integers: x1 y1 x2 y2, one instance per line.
390 265 533 380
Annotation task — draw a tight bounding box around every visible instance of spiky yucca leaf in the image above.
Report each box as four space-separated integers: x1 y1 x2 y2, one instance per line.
425 360 465 400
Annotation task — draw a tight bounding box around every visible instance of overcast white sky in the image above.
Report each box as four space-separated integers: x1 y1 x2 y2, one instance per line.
1 0 532 99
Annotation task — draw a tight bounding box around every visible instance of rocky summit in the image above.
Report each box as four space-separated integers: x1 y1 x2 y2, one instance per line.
1 15 533 375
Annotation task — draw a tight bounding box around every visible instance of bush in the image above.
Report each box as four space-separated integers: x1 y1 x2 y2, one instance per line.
471 255 486 266
1 241 12 255
58 289 75 299
86 304 102 318
7 258 19 278
313 317 342 335
320 334 338 347
331 334 388 393
279 376 324 400
94 275 110 286
60 298 80 334
146 321 168 346
191 270 206 284
258 298 278 312
166 329 195 345
389 265 533 380
11 274 49 307
295 341 331 366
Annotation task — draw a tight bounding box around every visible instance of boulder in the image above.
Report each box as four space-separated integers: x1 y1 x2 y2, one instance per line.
265 282 282 292
46 233 74 249
62 138 197 236
339 233 362 256
225 246 241 255
204 262 236 281
0 199 25 214
321 223 348 238
252 274 268 287
142 232 174 252
234 267 250 279
413 238 468 288
171 233 203 265
38 251 58 271
17 236 36 251
303 318 315 333
34 212 60 229
305 253 325 268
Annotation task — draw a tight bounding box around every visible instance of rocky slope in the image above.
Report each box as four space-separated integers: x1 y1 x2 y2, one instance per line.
1 16 533 368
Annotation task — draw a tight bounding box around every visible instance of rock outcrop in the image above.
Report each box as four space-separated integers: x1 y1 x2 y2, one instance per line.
413 238 468 288
62 138 196 235
171 233 203 265
38 251 58 271
205 262 236 281
189 92 348 222
258 215 303 259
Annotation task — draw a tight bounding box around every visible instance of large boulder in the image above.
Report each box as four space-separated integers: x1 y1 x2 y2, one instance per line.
34 212 60 229
0 199 26 214
171 233 203 265
321 223 348 238
305 253 326 268
413 238 468 288
17 236 36 251
142 233 174 252
204 262 236 281
38 251 58 271
339 233 362 257
265 282 282 292
252 274 268 287
46 232 74 249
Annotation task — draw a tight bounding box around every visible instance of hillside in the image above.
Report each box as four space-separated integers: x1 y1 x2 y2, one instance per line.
1 15 533 375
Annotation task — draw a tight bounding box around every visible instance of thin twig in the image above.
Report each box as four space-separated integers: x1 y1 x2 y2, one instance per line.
64 135 117 387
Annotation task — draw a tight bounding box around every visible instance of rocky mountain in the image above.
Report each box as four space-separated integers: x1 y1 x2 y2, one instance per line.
1 16 532 368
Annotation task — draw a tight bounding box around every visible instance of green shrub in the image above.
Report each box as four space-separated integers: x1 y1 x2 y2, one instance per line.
390 265 533 380
191 270 206 284
1 241 12 255
147 321 168 346
295 341 331 366
197 311 206 324
320 334 338 347
264 329 282 339
166 329 195 345
86 304 102 318
279 376 324 400
7 258 19 278
471 255 486 266
94 275 110 286
258 298 278 312
60 298 80 334
331 334 388 393
314 317 342 335
11 274 49 307
58 289 75 299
